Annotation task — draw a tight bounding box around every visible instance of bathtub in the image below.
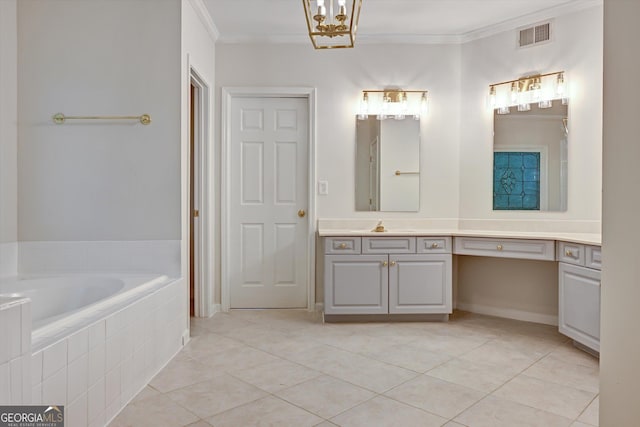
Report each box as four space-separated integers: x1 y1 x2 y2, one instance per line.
0 274 170 351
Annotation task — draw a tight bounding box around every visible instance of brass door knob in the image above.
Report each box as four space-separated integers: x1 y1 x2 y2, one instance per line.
390 261 397 266
298 209 306 218
382 261 388 267
565 249 573 257
431 242 439 249
497 244 503 251
339 243 347 249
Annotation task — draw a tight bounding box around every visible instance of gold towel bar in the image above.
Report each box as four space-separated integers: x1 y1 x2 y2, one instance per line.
52 113 151 125
395 170 419 176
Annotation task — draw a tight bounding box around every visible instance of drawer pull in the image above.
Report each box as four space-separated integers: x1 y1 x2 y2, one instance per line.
497 244 503 251
390 261 397 266
431 242 439 249
382 261 388 267
339 243 347 249
565 249 573 257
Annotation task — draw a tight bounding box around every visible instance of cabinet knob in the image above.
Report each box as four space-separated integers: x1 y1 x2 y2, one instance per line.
298 209 306 218
565 249 573 257
339 243 347 249
497 244 503 251
431 242 439 249
382 261 388 267
390 261 397 266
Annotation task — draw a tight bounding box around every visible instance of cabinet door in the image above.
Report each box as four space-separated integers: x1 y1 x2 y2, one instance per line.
324 255 388 315
388 254 452 314
559 263 600 352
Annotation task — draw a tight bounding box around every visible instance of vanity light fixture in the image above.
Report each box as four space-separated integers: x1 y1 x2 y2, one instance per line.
357 89 429 120
488 71 567 113
302 0 363 49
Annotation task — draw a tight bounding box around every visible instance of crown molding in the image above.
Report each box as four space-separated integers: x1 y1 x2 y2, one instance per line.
187 0 219 42
460 0 603 43
214 0 602 46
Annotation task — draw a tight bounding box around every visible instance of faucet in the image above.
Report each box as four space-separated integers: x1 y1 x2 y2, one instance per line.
373 220 386 232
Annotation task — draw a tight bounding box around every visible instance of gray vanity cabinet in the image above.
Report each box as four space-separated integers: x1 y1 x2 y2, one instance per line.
323 237 452 316
558 242 601 353
389 254 451 314
324 254 389 315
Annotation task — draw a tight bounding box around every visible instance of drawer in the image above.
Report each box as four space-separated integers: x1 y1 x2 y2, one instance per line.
325 237 361 254
586 246 602 270
454 237 555 261
362 237 416 254
557 241 586 266
416 237 452 254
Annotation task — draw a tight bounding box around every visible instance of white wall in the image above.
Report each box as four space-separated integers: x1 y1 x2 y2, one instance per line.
215 43 462 221
600 0 640 424
0 0 18 276
459 5 603 228
17 0 181 242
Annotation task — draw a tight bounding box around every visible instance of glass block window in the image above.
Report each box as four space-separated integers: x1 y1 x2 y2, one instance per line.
493 152 540 210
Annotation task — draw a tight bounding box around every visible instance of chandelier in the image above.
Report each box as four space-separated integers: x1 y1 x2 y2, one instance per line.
302 0 363 49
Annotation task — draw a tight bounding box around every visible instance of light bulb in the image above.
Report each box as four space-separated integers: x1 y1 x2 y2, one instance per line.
489 86 497 108
517 103 531 112
497 106 510 115
338 0 346 6
538 100 552 109
556 73 566 96
510 82 519 105
420 92 428 115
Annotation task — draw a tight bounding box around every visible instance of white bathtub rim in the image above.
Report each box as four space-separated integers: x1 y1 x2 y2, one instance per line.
31 274 176 352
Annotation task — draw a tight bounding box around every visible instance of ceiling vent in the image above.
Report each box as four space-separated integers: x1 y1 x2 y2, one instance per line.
518 21 552 48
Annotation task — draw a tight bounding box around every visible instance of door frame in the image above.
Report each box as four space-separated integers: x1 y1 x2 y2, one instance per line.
221 87 317 312
188 67 214 318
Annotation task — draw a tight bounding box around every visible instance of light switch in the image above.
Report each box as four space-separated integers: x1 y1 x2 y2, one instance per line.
318 180 329 195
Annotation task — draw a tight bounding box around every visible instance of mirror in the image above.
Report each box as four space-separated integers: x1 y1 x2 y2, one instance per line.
355 117 420 211
493 100 568 211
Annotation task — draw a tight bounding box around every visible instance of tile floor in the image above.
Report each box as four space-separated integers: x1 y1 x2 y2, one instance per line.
108 310 599 427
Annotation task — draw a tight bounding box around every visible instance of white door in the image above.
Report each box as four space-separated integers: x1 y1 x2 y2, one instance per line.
229 96 309 308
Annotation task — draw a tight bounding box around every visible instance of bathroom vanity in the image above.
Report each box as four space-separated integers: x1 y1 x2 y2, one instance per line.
319 225 601 353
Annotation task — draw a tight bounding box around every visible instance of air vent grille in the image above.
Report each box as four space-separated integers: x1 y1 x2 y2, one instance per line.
518 21 552 48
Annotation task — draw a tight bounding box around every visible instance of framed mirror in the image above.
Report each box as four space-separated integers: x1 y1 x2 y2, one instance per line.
355 117 420 211
493 100 568 211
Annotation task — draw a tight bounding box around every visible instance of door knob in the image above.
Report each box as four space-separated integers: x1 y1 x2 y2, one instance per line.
297 209 306 218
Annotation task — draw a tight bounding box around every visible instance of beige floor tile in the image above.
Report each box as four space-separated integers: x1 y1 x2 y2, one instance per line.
442 422 468 427
570 422 595 427
276 375 375 419
108 393 199 427
182 333 244 360
315 422 339 427
523 354 599 393
207 395 323 427
229 359 322 393
548 343 599 369
320 333 416 354
362 343 452 373
191 344 282 373
384 374 485 419
426 357 516 392
148 357 215 393
493 375 596 419
193 314 256 334
130 386 160 403
577 396 599 426
321 354 419 393
165 373 268 419
408 332 490 357
185 421 212 427
454 395 572 427
458 341 539 374
330 395 447 427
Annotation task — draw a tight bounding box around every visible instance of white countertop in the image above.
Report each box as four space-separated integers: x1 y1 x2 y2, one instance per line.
317 219 601 246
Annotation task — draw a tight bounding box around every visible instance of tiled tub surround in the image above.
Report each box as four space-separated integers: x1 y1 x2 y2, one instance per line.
0 240 185 426
0 297 31 405
30 277 185 427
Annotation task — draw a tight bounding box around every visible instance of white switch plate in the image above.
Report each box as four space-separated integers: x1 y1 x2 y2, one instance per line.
318 180 329 195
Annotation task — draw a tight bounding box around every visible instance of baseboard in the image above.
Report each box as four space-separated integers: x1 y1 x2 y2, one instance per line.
456 302 558 326
182 329 190 346
314 302 324 312
212 304 222 314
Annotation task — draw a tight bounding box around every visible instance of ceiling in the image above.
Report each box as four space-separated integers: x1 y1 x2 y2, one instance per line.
203 0 599 44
